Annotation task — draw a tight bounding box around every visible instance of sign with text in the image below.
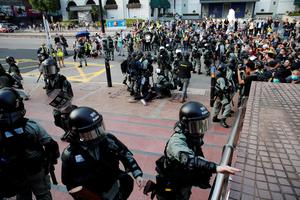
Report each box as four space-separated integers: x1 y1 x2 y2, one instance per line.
106 19 126 28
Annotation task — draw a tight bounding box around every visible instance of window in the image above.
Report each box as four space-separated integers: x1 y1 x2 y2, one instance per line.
106 0 117 5
86 0 96 5
129 0 140 3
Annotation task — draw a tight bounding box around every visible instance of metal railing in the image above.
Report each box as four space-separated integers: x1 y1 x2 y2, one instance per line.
209 97 248 200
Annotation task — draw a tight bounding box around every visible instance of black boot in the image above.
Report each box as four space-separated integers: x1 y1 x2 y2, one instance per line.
212 116 221 122
220 119 229 128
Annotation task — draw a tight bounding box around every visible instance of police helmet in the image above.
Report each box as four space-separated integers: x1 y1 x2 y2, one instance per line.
179 101 210 137
159 46 165 51
183 52 190 61
0 87 26 127
48 89 73 110
218 63 227 74
68 107 106 146
41 58 58 77
6 56 16 65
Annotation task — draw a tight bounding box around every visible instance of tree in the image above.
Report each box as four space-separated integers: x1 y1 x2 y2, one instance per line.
28 0 60 13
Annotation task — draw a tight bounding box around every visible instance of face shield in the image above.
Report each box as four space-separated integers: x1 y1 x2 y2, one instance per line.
43 64 57 77
48 89 72 111
78 122 106 147
187 118 209 137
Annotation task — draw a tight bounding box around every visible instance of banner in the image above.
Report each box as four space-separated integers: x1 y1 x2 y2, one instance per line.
0 5 13 17
106 19 126 28
13 6 27 17
231 3 246 18
209 3 223 18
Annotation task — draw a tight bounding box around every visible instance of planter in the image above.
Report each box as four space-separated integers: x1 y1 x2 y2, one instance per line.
104 4 118 10
127 3 141 8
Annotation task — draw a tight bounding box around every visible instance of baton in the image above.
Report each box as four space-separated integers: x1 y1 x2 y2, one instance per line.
49 165 58 185
36 72 42 83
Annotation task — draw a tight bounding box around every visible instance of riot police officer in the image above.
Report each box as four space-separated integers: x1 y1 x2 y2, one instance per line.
212 64 232 128
191 46 202 74
178 52 193 103
37 43 49 67
108 35 115 61
48 88 77 141
146 102 240 200
0 63 15 89
5 56 23 89
158 46 171 80
0 87 60 200
41 58 73 97
61 107 145 199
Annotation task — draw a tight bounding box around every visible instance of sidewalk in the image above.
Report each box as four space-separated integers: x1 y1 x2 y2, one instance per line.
230 82 300 200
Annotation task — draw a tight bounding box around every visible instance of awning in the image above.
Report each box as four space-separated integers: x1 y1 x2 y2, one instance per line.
295 0 300 5
150 0 171 9
200 0 258 2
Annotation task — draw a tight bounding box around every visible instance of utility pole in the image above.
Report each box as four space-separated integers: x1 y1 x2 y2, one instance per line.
98 0 105 34
98 0 112 87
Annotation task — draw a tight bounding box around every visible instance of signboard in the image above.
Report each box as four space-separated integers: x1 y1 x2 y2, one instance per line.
106 19 126 28
0 5 13 17
13 6 26 17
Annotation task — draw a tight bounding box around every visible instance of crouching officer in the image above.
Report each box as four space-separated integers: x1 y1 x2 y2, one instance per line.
61 107 145 200
0 87 60 200
212 64 231 128
48 88 77 142
144 102 240 200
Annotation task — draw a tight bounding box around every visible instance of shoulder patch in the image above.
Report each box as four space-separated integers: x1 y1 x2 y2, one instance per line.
75 154 85 163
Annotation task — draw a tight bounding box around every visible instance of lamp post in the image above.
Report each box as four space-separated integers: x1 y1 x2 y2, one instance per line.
98 0 112 87
98 0 105 33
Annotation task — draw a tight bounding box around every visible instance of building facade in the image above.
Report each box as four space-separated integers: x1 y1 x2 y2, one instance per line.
60 0 298 21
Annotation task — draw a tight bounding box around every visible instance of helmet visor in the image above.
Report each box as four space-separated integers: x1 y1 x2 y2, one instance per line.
79 123 106 142
43 64 57 76
187 119 209 136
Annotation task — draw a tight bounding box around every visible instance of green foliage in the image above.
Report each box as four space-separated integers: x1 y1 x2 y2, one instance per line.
60 19 78 28
288 11 300 16
28 0 60 13
125 18 144 27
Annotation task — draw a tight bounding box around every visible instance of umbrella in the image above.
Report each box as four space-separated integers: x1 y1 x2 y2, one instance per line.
75 30 90 38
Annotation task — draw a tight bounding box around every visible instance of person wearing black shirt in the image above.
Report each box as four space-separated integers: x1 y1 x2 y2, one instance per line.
237 61 257 97
178 53 193 103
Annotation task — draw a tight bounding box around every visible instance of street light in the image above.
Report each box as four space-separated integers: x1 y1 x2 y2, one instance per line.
98 0 112 87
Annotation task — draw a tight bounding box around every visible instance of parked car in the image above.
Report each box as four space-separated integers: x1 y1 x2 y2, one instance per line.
6 23 19 30
0 23 14 33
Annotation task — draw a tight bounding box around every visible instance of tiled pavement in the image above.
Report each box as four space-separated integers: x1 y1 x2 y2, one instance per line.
20 78 234 200
229 82 300 200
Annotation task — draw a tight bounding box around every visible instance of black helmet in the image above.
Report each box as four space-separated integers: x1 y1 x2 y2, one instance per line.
41 58 58 77
179 101 210 137
183 52 190 61
68 107 106 146
6 56 16 65
218 63 227 74
0 87 26 127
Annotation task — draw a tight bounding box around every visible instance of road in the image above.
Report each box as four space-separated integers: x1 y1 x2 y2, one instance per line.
0 37 211 89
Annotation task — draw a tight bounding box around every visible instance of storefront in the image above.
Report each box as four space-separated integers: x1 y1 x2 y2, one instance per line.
200 0 258 19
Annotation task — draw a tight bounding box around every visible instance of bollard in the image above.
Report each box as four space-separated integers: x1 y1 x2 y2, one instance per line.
105 56 112 87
